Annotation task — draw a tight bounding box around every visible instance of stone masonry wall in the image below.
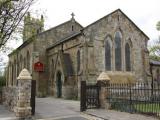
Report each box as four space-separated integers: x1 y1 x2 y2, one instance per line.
2 86 18 111
83 10 150 82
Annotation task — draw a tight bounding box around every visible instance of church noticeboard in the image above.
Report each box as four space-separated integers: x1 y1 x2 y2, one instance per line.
34 62 44 72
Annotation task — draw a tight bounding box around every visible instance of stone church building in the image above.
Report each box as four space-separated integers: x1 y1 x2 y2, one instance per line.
6 9 151 98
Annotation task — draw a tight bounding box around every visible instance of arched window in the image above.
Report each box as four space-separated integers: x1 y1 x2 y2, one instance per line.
125 43 131 71
20 55 23 71
14 59 16 84
105 37 112 71
17 60 19 76
24 57 26 68
50 59 54 85
115 31 122 71
51 59 54 75
27 51 30 71
11 64 14 86
77 50 80 72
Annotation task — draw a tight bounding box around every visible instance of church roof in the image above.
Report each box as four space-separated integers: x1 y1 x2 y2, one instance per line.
9 19 83 56
38 20 83 36
150 59 160 66
47 31 81 50
84 9 149 40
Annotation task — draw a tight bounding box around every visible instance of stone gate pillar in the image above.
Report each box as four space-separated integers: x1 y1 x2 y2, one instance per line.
97 72 110 109
14 69 32 119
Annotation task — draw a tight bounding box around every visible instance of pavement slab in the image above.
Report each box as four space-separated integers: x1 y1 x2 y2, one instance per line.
35 98 101 120
86 109 159 120
0 105 16 120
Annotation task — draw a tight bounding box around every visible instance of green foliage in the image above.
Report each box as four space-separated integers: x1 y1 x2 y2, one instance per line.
156 21 160 31
149 21 160 61
0 76 5 88
0 0 34 48
134 103 160 112
149 43 160 61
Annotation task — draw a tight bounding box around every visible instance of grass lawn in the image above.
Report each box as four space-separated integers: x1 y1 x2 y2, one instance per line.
134 103 160 113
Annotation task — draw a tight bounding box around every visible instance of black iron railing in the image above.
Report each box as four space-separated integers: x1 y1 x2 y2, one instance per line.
80 81 100 111
106 82 160 117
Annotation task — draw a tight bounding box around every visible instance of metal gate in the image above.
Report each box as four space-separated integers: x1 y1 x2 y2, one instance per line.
31 80 36 115
80 81 100 111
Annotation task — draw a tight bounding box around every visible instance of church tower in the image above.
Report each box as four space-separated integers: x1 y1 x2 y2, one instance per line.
23 12 44 42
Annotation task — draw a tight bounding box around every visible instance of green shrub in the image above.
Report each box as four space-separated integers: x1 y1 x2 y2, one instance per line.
0 76 6 88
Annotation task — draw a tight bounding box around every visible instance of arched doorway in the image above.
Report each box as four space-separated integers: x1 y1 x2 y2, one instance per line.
56 71 62 98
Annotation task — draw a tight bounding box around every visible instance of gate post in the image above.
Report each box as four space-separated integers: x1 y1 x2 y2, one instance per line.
14 69 32 119
80 81 86 111
31 80 36 115
97 72 110 109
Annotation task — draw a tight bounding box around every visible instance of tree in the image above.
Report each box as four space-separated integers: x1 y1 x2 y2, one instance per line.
0 0 35 49
156 21 160 31
149 42 160 61
149 21 160 61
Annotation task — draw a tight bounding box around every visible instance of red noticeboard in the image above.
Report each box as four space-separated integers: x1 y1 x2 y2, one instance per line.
34 62 44 72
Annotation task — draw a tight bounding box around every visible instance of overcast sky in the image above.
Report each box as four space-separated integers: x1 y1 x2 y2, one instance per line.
29 0 160 44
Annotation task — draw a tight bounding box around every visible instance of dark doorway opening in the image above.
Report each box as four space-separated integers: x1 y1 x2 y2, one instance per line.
56 71 62 98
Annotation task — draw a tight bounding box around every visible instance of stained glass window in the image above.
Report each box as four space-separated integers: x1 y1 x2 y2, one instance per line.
115 32 122 71
27 51 30 71
105 39 111 70
125 43 131 71
77 50 80 72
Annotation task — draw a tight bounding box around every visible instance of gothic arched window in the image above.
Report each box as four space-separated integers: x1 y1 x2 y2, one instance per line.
125 43 131 71
24 57 26 68
20 55 23 71
51 59 54 74
77 50 80 72
27 51 30 71
50 59 54 83
105 37 112 71
115 31 122 71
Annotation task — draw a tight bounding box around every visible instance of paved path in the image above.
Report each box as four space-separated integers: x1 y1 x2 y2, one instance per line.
35 97 99 120
0 105 15 120
86 109 159 120
0 98 159 120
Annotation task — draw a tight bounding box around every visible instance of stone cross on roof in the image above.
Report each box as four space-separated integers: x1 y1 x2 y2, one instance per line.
71 12 75 20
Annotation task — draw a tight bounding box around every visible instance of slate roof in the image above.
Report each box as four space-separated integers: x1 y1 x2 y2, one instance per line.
150 59 160 66
47 31 81 50
9 19 83 56
84 9 149 40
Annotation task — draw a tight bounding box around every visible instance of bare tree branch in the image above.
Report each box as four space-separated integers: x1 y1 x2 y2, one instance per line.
0 0 35 48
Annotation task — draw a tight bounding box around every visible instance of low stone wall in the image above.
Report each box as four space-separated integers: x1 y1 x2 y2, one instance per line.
2 86 18 111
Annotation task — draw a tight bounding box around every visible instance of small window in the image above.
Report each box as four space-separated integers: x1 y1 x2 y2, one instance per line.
71 25 74 31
